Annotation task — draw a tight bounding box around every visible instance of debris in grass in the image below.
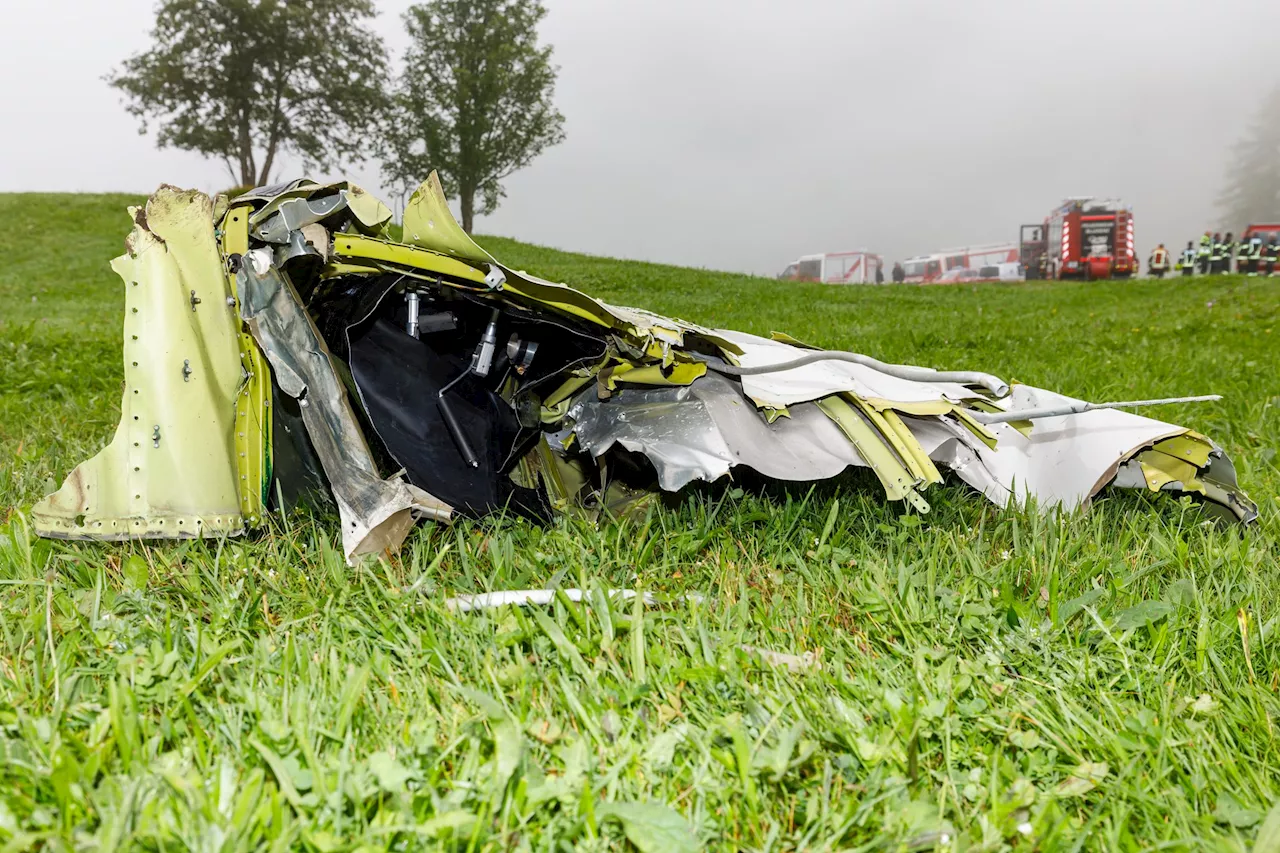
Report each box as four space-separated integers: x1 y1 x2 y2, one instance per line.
30 177 1258 560
737 644 822 672
1053 761 1110 798
444 588 704 612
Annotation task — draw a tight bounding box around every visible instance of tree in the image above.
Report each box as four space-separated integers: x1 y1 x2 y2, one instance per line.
1217 85 1280 231
382 0 566 233
108 0 389 188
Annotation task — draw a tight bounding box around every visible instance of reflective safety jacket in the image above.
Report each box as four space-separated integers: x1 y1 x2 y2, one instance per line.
1181 247 1196 267
1150 248 1170 269
1249 240 1264 260
1198 235 1213 258
1211 241 1227 261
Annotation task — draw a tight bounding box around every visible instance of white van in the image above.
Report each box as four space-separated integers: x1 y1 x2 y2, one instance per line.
778 250 885 284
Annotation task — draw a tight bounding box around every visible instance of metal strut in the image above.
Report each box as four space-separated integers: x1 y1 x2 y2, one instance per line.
968 395 1222 424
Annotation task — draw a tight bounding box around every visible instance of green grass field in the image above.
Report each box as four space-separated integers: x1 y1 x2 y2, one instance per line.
2 192 1279 851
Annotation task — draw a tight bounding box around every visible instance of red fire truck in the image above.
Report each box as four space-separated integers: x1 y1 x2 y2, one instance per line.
1243 223 1280 245
1019 198 1136 280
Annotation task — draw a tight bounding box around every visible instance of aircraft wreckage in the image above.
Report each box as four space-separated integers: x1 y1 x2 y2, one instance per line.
32 178 1256 561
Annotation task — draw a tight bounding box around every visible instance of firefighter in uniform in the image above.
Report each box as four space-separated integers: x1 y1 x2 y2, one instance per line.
1210 233 1225 274
1180 241 1196 277
1225 232 1238 274
1148 243 1171 278
1197 232 1213 274
1248 236 1263 275
1270 239 1280 276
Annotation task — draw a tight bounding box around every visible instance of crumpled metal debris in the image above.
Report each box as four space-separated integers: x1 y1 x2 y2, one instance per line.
236 250 451 560
569 372 865 491
32 174 1257 561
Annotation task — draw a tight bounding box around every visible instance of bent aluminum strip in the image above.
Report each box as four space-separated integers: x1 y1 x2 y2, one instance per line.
712 329 983 409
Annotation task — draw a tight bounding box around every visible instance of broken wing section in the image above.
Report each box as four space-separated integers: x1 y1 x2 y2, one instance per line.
33 188 246 539
952 385 1257 522
560 336 1254 523
1116 433 1256 523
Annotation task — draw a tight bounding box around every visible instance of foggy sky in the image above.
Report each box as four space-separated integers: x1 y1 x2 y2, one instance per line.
3 0 1278 274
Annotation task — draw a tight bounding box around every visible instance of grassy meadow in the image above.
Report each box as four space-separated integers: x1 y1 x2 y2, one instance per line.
1 192 1279 851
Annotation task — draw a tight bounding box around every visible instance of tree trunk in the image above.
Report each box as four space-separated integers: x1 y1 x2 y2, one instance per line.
257 71 288 186
460 188 475 234
258 139 278 187
237 105 255 186
238 138 255 186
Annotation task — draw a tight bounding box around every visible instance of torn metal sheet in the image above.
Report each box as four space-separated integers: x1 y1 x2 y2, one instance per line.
35 175 1256 561
33 188 247 540
254 191 348 244
569 372 864 490
570 385 734 491
244 179 391 235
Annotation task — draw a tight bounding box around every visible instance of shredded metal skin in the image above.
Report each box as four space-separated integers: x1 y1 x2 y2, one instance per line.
32 175 1257 560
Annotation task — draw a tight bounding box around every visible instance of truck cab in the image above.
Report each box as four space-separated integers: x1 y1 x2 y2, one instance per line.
1243 224 1280 245
902 256 943 283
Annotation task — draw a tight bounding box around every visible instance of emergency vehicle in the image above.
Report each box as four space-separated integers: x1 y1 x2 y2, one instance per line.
777 250 885 284
1019 197 1136 280
900 243 1019 283
1243 223 1280 245
1241 223 1280 274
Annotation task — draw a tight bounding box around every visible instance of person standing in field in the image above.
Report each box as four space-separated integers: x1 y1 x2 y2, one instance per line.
1180 241 1196 276
1247 235 1263 275
1197 231 1213 274
1148 243 1170 278
892 262 905 283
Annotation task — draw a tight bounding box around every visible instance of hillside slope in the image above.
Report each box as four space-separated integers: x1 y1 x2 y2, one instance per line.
1 193 1278 850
